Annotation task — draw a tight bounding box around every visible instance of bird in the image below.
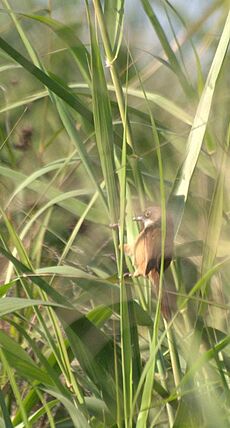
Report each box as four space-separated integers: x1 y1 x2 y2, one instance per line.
124 206 174 319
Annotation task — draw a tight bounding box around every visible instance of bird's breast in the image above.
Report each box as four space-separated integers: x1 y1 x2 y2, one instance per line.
133 230 149 276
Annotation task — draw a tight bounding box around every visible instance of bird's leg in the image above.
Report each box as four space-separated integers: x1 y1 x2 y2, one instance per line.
123 242 142 277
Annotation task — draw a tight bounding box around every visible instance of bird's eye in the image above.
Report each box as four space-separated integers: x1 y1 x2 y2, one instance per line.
145 209 151 217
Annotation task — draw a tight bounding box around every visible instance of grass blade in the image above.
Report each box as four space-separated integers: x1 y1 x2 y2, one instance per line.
169 8 230 234
140 0 194 97
87 5 119 225
0 36 93 122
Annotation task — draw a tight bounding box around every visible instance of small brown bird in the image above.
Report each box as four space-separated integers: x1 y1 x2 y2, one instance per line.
125 206 174 319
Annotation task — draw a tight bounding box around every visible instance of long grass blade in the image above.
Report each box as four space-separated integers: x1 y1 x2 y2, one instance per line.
0 36 93 122
169 8 230 234
140 0 194 97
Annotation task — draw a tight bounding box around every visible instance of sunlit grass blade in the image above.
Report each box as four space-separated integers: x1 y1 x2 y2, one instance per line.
123 86 193 125
169 8 230 234
0 83 193 125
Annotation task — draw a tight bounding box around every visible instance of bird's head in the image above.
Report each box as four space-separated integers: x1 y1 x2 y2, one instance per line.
133 206 162 228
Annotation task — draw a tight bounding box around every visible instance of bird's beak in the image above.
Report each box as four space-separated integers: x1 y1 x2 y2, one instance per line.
132 214 143 222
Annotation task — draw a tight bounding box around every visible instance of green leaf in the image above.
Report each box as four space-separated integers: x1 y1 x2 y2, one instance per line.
88 5 119 223
36 265 153 325
140 0 194 97
0 207 32 269
0 246 73 307
0 165 107 225
169 9 230 234
21 13 91 84
44 389 90 428
0 330 54 386
0 389 13 428
86 305 113 328
57 307 122 423
104 0 124 54
202 126 230 276
0 36 93 122
0 297 68 316
0 279 18 297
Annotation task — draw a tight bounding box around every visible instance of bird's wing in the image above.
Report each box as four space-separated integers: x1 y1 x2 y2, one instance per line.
145 222 173 275
144 224 162 275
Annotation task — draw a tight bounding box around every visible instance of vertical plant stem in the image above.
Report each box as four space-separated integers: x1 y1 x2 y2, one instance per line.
164 321 181 391
92 0 134 149
156 355 174 427
118 68 133 428
0 349 30 428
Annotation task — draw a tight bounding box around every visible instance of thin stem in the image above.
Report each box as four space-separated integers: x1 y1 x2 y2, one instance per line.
92 0 134 149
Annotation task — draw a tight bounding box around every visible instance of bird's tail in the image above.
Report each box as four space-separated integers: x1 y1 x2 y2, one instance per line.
149 270 171 321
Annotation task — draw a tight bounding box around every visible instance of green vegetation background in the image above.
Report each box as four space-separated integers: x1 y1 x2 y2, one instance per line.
0 0 229 427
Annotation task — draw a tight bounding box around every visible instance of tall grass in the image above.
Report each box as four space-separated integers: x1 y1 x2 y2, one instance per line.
0 1 229 427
